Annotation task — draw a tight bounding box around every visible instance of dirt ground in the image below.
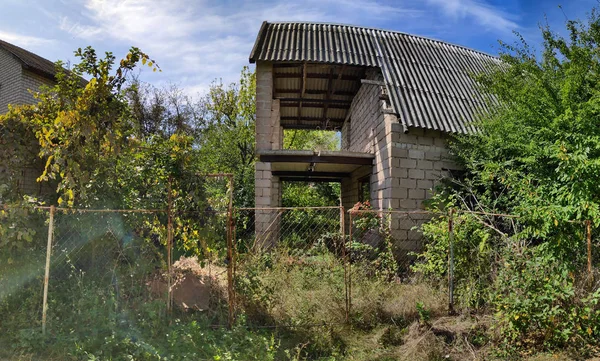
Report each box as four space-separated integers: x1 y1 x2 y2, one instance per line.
148 256 228 311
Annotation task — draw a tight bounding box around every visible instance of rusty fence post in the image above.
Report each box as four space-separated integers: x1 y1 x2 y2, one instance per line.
347 211 353 321
167 177 173 315
448 209 455 315
42 205 55 335
587 220 592 278
339 206 347 322
226 174 235 329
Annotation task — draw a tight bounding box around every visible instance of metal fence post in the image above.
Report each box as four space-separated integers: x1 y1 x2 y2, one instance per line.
587 220 592 277
340 206 348 322
226 175 235 329
448 209 455 315
42 205 55 335
167 177 173 315
347 211 353 320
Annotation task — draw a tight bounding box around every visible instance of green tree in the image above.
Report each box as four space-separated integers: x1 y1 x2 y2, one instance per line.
196 67 256 207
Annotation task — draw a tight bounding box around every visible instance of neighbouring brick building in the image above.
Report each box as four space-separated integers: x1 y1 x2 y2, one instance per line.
0 39 59 197
249 22 500 252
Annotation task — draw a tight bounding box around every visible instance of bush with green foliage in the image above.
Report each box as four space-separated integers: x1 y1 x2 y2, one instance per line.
493 243 600 356
414 6 600 356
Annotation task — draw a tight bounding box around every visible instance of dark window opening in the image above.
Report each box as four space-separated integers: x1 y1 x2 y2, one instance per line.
358 176 370 203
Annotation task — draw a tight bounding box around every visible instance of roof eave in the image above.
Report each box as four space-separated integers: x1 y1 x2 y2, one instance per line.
249 21 268 64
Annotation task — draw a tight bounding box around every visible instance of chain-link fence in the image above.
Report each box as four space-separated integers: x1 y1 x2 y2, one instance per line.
232 207 348 327
13 200 596 340
0 206 49 342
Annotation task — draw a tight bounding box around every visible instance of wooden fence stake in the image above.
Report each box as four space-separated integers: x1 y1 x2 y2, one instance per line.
448 209 455 315
42 205 55 335
167 177 173 315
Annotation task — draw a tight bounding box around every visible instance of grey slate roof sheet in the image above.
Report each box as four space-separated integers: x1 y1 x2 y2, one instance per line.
0 39 58 80
249 21 501 133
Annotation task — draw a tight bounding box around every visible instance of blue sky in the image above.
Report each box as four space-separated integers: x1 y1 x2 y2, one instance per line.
0 0 596 96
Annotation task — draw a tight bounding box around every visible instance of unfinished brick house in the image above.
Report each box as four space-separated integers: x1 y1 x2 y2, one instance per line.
250 22 499 251
0 39 59 196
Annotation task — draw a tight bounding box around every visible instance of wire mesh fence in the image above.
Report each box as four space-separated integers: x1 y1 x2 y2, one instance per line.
232 207 349 327
10 198 599 343
0 206 49 342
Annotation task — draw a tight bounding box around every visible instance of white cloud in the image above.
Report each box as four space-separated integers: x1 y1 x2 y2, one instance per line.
0 30 53 47
427 0 519 34
54 0 512 96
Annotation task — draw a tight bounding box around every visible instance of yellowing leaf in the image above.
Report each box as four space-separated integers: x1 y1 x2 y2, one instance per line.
142 58 147 65
57 197 63 205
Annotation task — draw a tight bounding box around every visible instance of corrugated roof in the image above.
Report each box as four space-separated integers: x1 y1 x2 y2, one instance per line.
250 21 501 134
0 39 59 80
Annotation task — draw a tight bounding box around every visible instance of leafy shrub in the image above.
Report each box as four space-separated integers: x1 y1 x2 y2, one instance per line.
493 243 600 356
412 212 496 309
349 202 398 281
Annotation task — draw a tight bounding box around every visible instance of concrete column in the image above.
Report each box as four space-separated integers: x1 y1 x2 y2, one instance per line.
254 62 282 248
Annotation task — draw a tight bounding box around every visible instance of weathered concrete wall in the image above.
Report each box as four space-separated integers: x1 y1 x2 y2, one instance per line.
254 61 282 246
340 68 458 253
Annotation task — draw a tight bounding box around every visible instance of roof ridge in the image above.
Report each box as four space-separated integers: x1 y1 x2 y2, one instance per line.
263 21 499 60
0 38 58 79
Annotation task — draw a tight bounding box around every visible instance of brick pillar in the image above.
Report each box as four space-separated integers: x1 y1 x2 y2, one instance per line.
254 62 282 248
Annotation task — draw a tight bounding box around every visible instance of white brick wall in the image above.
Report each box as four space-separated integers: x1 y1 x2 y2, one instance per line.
0 47 24 113
21 69 54 105
0 49 56 198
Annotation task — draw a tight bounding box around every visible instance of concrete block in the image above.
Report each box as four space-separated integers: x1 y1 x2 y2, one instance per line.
400 158 417 168
434 137 446 148
400 199 417 209
255 162 271 171
408 149 425 159
256 179 271 188
424 151 441 161
418 136 434 146
425 170 443 180
399 178 416 188
417 179 434 190
418 160 433 170
392 146 409 158
392 187 408 199
394 167 408 178
408 169 424 179
255 196 270 206
409 188 425 199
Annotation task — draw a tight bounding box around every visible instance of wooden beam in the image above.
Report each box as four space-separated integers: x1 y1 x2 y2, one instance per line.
275 98 351 104
280 177 342 183
324 65 346 120
260 154 374 165
272 63 304 68
298 62 306 120
274 73 361 81
281 123 344 130
361 79 386 86
281 102 349 109
275 88 357 96
323 67 335 121
280 116 345 122
273 171 351 177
